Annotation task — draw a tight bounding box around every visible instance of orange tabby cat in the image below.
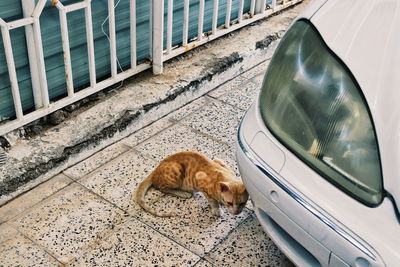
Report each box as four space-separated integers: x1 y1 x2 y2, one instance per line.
134 151 248 217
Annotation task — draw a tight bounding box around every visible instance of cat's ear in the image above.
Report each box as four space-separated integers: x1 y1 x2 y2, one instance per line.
220 182 230 192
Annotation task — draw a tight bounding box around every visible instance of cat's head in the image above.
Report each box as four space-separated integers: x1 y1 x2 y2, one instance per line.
219 181 249 215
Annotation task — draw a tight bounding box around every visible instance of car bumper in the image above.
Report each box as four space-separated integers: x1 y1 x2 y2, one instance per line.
236 104 400 266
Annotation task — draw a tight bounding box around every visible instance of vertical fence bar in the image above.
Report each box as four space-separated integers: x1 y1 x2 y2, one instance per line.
250 0 256 16
130 0 137 67
182 0 189 46
22 0 42 109
57 5 75 96
167 0 173 53
85 2 96 87
32 0 46 18
108 0 118 78
152 0 164 74
225 0 232 28
32 20 49 106
197 0 204 41
255 0 265 14
149 0 153 57
212 0 218 35
238 0 244 23
0 25 24 120
32 20 50 106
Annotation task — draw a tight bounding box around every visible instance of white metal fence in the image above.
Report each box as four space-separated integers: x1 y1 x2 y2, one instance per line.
0 0 301 136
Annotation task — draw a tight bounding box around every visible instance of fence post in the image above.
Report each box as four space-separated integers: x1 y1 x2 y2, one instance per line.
32 0 49 107
152 0 164 74
0 20 24 120
21 0 49 108
21 0 43 109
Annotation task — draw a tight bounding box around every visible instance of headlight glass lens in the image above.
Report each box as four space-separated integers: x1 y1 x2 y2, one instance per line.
259 20 383 206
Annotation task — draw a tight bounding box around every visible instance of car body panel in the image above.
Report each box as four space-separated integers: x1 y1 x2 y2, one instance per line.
310 0 400 208
297 0 329 19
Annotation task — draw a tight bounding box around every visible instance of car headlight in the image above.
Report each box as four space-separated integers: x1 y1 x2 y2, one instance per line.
259 20 383 206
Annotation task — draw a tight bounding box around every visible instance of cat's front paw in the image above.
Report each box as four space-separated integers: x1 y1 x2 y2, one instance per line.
211 208 221 217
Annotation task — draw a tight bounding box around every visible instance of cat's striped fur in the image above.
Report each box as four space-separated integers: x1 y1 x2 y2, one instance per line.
134 151 248 217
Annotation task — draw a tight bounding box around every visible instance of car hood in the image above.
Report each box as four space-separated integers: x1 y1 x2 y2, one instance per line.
309 0 400 207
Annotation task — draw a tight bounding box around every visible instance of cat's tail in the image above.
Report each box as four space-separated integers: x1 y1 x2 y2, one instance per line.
134 174 175 217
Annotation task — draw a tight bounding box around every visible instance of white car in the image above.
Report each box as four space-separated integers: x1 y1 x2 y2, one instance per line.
236 0 400 266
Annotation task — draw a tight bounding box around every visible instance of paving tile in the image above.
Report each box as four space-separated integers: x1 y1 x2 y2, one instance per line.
166 96 211 122
205 214 293 267
72 218 200 266
79 150 162 214
122 117 174 148
64 143 130 180
218 81 259 111
241 60 270 79
220 91 255 111
135 192 252 256
11 183 128 264
135 123 231 162
180 99 245 146
208 75 251 98
0 224 61 266
0 174 73 223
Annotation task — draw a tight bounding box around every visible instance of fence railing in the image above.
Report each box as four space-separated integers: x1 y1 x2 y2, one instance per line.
0 0 301 136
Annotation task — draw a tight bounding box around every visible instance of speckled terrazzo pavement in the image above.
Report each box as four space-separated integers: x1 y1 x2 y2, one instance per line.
0 59 294 266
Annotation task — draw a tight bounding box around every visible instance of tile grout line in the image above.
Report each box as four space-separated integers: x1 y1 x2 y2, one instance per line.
131 122 234 163
62 145 141 181
176 121 236 149
206 94 248 112
129 215 206 262
6 181 137 265
240 57 273 78
126 190 255 264
166 96 213 123
6 223 68 266
69 178 204 262
192 257 216 267
0 175 75 225
201 209 255 263
8 180 136 265
6 136 248 266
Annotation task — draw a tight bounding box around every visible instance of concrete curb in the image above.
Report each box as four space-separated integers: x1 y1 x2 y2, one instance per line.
0 3 305 206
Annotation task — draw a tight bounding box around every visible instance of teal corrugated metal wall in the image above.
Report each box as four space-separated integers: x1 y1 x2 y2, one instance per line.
0 0 251 121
